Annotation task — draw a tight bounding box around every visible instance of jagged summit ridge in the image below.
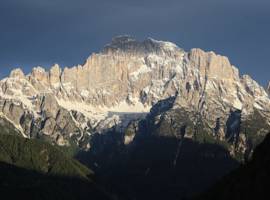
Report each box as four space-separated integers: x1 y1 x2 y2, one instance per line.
0 36 269 151
103 35 181 56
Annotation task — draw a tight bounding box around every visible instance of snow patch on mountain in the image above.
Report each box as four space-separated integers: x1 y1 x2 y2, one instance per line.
0 112 28 138
130 64 152 80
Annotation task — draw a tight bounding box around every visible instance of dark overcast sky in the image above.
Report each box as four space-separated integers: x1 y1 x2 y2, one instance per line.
0 0 269 86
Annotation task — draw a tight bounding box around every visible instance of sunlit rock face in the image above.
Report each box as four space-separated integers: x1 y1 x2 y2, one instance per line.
0 35 269 153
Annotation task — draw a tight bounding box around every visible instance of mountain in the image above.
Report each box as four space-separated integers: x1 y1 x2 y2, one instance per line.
0 119 112 200
195 132 270 200
0 35 269 158
1 35 270 199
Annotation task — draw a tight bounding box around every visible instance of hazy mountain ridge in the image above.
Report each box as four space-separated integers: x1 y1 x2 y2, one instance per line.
0 36 269 158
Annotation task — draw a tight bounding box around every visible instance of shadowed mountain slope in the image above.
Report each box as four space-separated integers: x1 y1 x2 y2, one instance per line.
195 132 270 200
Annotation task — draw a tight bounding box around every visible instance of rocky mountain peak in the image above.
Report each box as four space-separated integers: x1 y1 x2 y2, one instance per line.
30 66 48 82
103 35 182 56
242 75 268 97
111 35 137 44
144 37 180 51
49 64 62 86
9 68 25 79
188 48 239 80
